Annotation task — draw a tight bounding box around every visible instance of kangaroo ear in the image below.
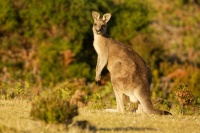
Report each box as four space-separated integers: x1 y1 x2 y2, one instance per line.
102 13 111 23
92 11 100 21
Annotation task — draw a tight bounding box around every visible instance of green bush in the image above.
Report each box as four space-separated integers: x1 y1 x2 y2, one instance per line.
0 1 18 32
110 0 152 42
0 81 33 99
87 82 116 109
0 0 152 86
30 94 78 124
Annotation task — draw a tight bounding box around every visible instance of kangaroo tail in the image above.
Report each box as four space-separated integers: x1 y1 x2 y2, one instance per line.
161 110 172 115
149 109 172 115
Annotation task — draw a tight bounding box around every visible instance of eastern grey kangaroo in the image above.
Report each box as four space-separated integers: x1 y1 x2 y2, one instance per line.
92 11 171 115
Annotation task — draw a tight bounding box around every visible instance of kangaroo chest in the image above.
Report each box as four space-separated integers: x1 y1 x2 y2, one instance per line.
93 36 108 55
93 40 101 54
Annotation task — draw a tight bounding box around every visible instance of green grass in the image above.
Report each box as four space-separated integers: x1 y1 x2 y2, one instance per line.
0 99 200 133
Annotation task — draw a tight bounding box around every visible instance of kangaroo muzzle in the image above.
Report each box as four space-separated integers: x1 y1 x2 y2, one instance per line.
96 29 101 34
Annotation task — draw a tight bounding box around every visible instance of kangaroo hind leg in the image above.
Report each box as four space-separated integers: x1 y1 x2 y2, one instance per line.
134 87 156 114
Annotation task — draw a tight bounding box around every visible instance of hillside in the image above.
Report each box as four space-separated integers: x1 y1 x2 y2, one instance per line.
0 0 200 116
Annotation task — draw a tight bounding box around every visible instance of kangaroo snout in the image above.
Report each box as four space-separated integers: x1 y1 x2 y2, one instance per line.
96 29 101 34
94 25 106 34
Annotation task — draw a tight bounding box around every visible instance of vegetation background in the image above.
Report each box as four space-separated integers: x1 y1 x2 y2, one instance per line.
0 0 200 132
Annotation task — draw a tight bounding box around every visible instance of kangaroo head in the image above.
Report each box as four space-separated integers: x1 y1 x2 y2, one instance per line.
92 11 111 35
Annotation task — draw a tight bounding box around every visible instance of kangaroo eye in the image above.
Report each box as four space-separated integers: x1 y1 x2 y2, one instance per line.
94 23 97 26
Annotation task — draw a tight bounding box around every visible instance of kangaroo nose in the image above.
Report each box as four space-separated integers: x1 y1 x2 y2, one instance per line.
96 29 101 32
96 29 101 34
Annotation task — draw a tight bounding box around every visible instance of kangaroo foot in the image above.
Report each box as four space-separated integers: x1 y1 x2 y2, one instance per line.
104 109 118 113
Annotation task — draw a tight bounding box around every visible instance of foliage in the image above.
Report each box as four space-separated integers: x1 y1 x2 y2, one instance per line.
0 0 200 113
30 93 78 124
175 85 194 106
153 98 172 112
0 1 18 32
159 63 200 97
0 0 152 86
175 84 195 114
0 81 36 99
130 34 166 70
109 0 152 42
87 82 116 110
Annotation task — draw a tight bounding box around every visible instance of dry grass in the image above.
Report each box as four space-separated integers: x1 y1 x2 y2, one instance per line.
0 98 67 133
72 109 200 133
0 99 200 133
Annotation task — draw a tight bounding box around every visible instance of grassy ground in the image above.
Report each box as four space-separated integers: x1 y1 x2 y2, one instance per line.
0 99 200 133
0 99 66 133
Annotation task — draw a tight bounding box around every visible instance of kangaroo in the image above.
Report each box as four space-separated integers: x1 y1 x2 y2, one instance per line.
92 11 171 115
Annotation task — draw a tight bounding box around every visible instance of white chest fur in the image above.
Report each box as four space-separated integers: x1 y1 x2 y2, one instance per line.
93 35 101 54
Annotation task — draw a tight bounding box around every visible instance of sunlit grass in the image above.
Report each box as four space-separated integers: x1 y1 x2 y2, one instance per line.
73 109 200 133
0 98 66 133
0 98 200 133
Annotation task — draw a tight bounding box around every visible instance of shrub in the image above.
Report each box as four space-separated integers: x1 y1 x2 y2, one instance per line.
110 0 152 42
0 0 152 86
30 94 78 125
175 84 195 114
153 97 172 112
0 1 18 32
0 81 35 99
87 82 116 110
